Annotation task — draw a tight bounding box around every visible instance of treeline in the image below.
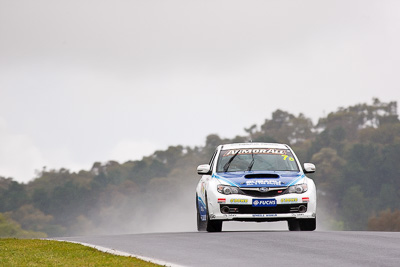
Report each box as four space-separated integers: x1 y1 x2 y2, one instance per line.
1 98 400 237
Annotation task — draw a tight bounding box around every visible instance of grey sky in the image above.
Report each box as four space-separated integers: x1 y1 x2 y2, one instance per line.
1 0 399 183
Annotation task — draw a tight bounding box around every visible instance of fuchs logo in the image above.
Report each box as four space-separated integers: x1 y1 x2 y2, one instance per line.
252 199 277 207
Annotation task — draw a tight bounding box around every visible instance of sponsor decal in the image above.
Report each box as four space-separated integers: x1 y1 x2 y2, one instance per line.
201 183 205 195
246 180 283 186
213 174 240 187
218 198 226 204
252 199 277 207
230 199 248 204
302 197 309 203
252 214 278 217
223 148 287 157
281 198 298 203
198 197 207 221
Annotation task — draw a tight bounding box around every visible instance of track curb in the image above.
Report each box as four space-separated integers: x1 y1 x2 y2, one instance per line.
53 239 185 267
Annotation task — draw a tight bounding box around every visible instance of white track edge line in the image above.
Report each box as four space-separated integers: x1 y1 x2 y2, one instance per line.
52 239 186 267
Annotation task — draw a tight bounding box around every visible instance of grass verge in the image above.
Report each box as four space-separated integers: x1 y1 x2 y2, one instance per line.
0 238 161 266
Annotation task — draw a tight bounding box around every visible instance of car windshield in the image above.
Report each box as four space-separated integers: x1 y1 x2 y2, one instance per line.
216 148 299 172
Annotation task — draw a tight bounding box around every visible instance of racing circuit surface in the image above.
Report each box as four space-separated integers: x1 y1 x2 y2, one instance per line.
57 231 400 267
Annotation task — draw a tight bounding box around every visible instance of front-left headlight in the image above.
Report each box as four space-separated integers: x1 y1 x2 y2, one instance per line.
285 183 308 194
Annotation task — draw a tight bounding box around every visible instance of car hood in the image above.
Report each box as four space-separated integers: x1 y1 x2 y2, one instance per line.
213 171 305 188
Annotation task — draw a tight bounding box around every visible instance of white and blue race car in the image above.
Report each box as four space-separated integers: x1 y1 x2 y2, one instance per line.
196 142 317 232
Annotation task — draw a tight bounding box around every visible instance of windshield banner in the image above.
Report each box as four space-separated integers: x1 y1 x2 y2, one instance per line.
223 149 287 157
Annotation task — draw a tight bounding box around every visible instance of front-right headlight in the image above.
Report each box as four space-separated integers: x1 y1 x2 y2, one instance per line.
217 184 244 195
285 183 308 194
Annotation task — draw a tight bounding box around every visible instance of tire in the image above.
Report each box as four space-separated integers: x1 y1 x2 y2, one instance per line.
288 219 301 231
196 194 206 231
205 194 222 232
206 218 223 232
288 218 316 231
299 218 316 231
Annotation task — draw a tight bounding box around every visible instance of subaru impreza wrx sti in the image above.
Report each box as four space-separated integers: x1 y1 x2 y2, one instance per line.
196 143 317 232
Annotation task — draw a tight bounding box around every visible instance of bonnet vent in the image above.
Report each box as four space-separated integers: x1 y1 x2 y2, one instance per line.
244 174 279 179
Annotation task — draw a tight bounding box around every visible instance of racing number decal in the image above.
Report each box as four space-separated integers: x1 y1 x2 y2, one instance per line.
281 155 294 161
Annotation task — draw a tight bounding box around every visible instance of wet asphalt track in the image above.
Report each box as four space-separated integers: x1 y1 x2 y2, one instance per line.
57 231 400 267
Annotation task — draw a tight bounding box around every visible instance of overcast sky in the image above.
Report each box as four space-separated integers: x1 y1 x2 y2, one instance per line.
1 0 399 183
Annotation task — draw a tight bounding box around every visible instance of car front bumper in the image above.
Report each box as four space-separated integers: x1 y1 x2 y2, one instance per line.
207 192 316 222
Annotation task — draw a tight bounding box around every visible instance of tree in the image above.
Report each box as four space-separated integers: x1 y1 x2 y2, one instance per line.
0 179 28 212
258 110 314 144
310 147 345 194
0 213 46 238
368 209 400 231
317 98 399 141
153 146 184 168
341 186 369 230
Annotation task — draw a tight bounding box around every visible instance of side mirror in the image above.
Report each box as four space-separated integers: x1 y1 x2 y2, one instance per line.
303 163 316 173
197 164 211 175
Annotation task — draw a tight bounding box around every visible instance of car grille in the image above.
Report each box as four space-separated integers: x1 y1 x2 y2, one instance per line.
240 189 286 197
221 204 307 214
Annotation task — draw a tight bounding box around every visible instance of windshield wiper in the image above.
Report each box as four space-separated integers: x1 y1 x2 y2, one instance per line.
247 152 255 171
223 150 240 172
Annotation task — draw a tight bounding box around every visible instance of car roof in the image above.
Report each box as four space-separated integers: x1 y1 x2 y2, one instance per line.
220 142 289 150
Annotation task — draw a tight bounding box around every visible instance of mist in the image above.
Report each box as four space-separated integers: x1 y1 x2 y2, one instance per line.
67 171 290 236
80 185 291 235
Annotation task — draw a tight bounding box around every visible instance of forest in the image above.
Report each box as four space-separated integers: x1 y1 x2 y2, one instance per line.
1 98 400 237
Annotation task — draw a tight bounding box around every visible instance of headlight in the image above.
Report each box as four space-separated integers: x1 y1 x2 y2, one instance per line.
285 183 308 194
217 184 243 195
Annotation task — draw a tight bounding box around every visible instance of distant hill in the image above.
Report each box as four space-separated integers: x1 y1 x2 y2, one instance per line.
1 98 399 237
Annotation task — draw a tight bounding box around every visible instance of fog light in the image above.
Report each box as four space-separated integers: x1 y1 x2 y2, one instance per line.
298 205 307 213
221 206 230 214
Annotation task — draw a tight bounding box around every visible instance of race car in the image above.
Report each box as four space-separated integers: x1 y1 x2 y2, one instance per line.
196 142 317 232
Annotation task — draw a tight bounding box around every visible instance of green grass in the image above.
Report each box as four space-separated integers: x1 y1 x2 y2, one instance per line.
0 238 161 266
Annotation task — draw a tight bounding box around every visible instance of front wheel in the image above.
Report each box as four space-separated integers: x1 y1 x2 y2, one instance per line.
288 219 300 231
299 218 316 231
206 218 222 232
205 194 222 232
288 218 316 231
